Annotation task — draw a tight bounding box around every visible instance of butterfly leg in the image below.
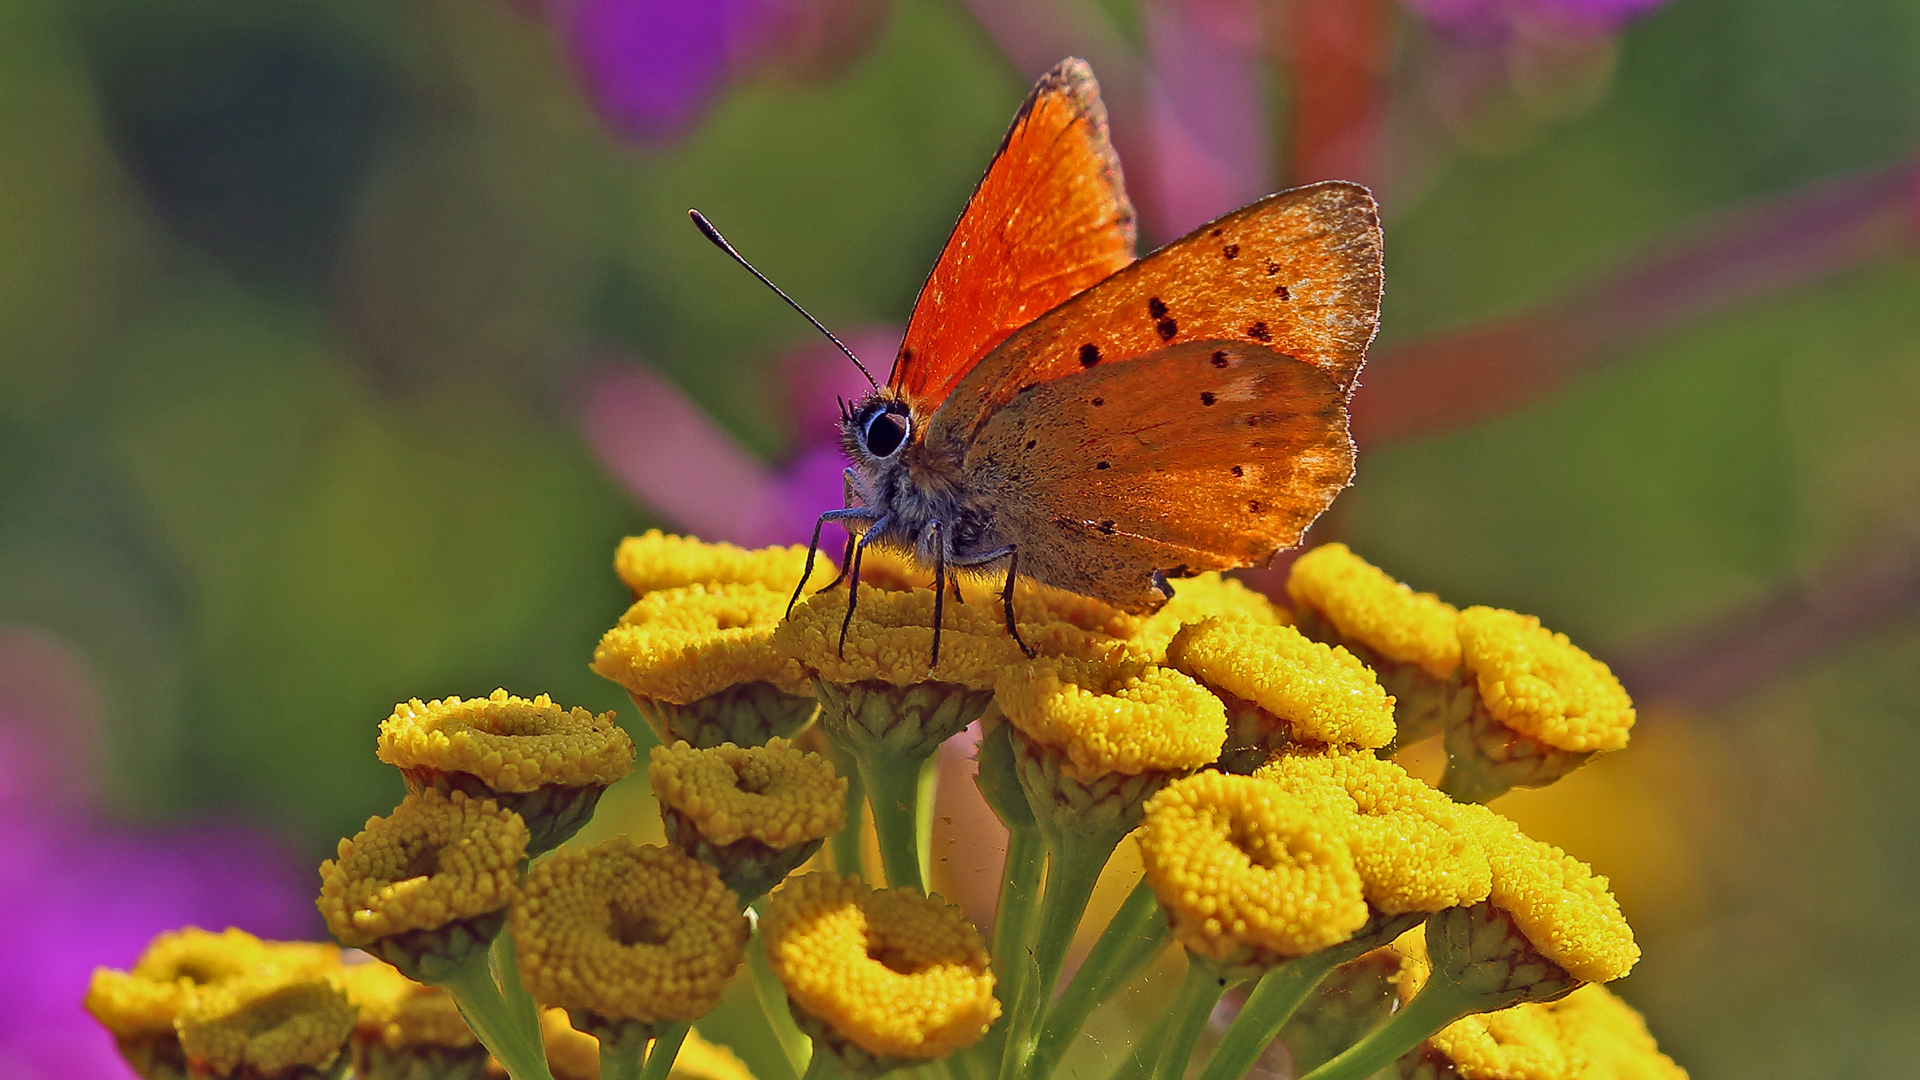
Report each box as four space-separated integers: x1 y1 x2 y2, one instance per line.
925 520 949 670
952 545 1034 659
837 514 892 659
790 507 878 617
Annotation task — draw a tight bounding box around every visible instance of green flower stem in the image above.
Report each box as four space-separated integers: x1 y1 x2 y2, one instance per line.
438 946 555 1080
1029 878 1167 1080
1293 976 1477 1080
997 832 1120 1080
856 746 929 892
1149 957 1232 1080
960 821 1045 1079
490 932 546 1054
802 1049 850 1080
639 1023 691 1080
601 1038 645 1080
1191 951 1341 1080
748 921 813 1078
826 742 867 878
917 753 940 889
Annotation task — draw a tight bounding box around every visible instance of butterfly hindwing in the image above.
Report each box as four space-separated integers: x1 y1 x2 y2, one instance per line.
888 58 1138 411
929 182 1381 445
960 341 1353 612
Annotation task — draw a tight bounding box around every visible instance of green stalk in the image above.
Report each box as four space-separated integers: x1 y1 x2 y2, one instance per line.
856 747 927 892
639 1023 691 1080
1105 996 1177 1080
954 822 1045 1080
1191 952 1339 1080
1148 958 1231 1080
490 932 546 1053
439 947 555 1080
996 836 1116 1080
747 929 812 1078
1029 877 1167 1080
601 1039 644 1080
1294 978 1474 1080
827 744 866 878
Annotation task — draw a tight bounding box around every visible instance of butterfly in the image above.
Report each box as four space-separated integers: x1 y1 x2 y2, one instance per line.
792 57 1383 666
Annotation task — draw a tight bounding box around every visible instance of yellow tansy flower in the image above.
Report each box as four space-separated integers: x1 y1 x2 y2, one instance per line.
377 690 634 857
1460 804 1640 987
1552 984 1688 1080
994 656 1226 783
86 930 341 1080
1168 619 1396 770
336 961 484 1079
649 738 847 901
1397 980 1686 1080
513 838 749 1046
594 582 818 747
1443 607 1636 801
776 582 1026 691
174 976 357 1080
316 789 527 983
1288 544 1462 680
613 529 824 598
1137 772 1370 965
762 872 998 1070
1258 751 1492 916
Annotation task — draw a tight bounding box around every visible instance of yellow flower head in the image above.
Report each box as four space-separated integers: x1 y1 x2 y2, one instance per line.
595 582 817 706
1137 772 1370 964
1287 543 1462 680
776 583 1026 691
1462 805 1640 985
762 872 999 1063
378 689 635 794
513 838 750 1026
650 737 848 901
1257 751 1492 915
650 738 846 848
174 976 357 1080
993 657 1226 781
86 929 342 1040
614 529 825 598
335 960 476 1052
316 788 526 982
1457 607 1635 754
1167 619 1396 753
1400 981 1686 1080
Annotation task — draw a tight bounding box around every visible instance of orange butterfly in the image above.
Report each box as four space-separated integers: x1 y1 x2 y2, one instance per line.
797 58 1382 664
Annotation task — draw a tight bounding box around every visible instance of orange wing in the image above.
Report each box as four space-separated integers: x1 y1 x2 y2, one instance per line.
888 58 1137 410
928 182 1381 444
959 341 1353 612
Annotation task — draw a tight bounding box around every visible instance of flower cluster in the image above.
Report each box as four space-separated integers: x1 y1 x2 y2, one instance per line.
87 532 1683 1080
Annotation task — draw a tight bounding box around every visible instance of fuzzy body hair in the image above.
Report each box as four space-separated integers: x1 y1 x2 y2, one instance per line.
839 390 1005 568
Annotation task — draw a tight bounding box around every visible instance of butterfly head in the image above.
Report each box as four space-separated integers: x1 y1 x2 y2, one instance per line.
842 391 916 467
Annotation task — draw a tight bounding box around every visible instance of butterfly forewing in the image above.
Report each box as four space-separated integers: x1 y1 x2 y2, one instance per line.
961 341 1354 613
888 58 1137 410
928 182 1381 445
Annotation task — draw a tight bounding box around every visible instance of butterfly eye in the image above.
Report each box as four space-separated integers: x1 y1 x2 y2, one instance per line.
862 410 912 458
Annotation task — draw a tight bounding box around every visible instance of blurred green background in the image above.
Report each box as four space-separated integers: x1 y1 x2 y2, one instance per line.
3 0 1917 1077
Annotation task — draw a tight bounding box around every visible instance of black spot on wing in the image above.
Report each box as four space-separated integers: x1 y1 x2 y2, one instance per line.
1231 465 1244 477
1078 343 1101 367
1210 350 1230 368
1274 284 1291 300
1156 318 1178 341
1095 461 1110 470
1200 392 1216 406
1222 243 1239 259
1098 520 1116 535
1148 296 1169 319
1248 321 1272 343
1025 439 1036 450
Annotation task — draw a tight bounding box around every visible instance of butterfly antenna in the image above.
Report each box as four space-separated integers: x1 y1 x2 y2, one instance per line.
688 209 880 391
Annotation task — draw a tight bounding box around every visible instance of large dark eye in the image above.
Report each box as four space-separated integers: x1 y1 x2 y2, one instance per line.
862 410 911 457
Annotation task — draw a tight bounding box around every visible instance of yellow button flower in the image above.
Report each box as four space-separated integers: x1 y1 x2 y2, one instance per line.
614 529 826 598
1443 607 1637 800
649 737 848 901
762 872 999 1068
1137 772 1370 965
378 690 635 856
316 788 527 983
336 960 484 1078
1288 544 1462 680
994 656 1226 783
174 976 357 1080
1258 751 1492 916
86 930 344 1080
1168 619 1396 766
776 582 1027 692
512 838 749 1038
1398 980 1686 1080
594 582 819 747
1459 804 1640 987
